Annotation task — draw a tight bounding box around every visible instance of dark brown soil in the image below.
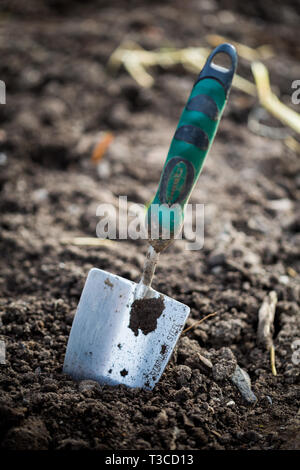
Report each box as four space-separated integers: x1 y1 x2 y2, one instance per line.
0 0 299 451
129 296 165 336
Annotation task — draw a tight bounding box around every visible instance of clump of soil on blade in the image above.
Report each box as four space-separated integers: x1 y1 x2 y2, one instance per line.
129 296 165 336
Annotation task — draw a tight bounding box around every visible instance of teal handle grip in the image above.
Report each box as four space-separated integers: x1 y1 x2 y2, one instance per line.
147 43 237 249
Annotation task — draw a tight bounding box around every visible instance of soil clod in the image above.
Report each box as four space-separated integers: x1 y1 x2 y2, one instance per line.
129 296 165 336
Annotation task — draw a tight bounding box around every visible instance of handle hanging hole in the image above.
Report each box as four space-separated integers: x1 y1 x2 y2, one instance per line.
196 44 237 94
211 52 232 71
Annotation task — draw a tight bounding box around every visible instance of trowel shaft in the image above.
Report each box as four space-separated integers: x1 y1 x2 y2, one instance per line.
135 245 160 298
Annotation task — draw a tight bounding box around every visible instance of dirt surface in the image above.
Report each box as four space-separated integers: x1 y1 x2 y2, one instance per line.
0 0 300 451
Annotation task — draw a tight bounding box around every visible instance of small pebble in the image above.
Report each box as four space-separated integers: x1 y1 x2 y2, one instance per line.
197 353 213 372
231 365 257 405
32 188 48 202
212 266 222 274
0 340 6 364
97 160 111 179
266 396 273 405
267 198 292 212
0 152 7 165
279 275 289 285
226 400 236 407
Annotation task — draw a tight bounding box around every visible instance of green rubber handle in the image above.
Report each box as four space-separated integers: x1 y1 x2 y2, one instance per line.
147 43 237 249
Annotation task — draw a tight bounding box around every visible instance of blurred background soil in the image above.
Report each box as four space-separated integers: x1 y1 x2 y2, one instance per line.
0 0 299 450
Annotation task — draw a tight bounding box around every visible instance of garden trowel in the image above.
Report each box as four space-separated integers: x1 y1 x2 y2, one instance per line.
63 43 237 390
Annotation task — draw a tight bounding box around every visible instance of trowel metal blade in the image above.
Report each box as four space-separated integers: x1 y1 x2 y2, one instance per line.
63 268 190 390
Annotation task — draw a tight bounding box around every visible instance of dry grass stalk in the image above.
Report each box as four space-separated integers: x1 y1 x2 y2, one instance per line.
257 291 278 376
252 61 300 134
108 40 300 143
61 237 114 246
284 136 300 154
107 41 255 94
182 311 218 334
206 34 274 61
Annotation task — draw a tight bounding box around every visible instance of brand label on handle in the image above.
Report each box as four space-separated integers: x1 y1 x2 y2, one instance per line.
159 157 195 205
